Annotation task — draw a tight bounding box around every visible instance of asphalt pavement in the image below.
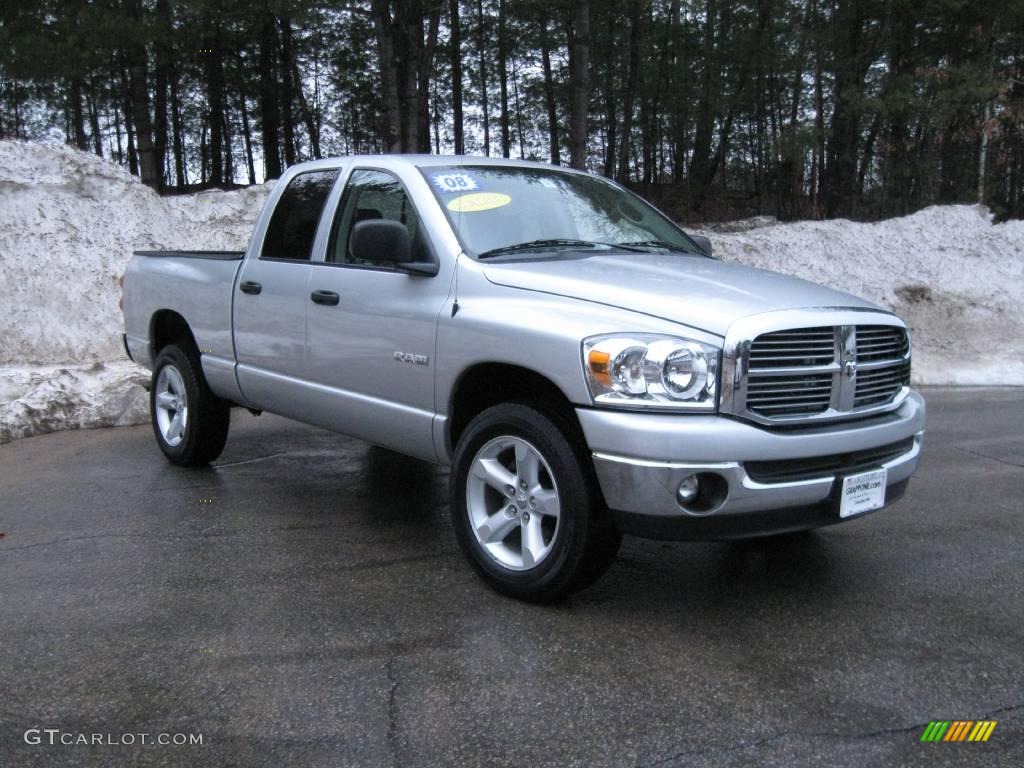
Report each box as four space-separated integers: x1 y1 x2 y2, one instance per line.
1 387 1022 767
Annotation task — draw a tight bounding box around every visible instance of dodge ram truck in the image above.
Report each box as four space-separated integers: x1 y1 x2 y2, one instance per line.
122 156 925 600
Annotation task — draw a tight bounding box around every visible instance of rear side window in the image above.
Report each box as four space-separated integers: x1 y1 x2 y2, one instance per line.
261 169 340 261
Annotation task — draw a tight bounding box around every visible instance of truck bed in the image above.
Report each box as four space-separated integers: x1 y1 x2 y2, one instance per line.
122 248 246 406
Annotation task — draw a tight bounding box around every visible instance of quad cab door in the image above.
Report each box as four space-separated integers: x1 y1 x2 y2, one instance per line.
233 167 342 417
303 167 456 461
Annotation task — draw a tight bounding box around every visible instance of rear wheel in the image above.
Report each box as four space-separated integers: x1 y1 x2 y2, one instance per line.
150 345 230 466
452 404 621 601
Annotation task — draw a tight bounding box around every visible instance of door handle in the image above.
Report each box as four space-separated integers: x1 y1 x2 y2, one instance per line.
239 281 262 295
310 290 340 306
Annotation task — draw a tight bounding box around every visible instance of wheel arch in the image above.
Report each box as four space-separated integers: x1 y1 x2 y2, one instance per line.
446 362 585 457
149 309 198 360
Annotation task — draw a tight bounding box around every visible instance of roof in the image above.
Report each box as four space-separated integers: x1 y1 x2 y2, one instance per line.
286 154 594 176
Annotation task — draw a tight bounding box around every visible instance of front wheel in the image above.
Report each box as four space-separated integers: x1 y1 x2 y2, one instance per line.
451 404 621 601
150 345 230 466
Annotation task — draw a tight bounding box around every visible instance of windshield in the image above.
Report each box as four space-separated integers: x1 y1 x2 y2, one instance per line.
421 165 703 258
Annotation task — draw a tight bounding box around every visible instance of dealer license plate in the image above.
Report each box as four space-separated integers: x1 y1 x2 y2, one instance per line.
839 469 887 519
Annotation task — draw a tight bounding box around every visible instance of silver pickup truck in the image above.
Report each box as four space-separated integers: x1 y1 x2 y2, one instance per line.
122 156 925 600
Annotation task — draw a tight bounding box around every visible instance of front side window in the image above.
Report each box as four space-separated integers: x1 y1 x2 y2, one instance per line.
326 169 430 268
261 169 340 261
421 165 701 258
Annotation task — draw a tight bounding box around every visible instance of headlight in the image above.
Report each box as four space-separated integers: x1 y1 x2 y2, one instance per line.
583 334 720 411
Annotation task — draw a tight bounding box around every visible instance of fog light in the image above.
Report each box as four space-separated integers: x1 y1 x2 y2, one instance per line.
676 475 700 506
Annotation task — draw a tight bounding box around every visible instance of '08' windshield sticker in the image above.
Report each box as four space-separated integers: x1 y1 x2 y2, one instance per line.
431 172 479 193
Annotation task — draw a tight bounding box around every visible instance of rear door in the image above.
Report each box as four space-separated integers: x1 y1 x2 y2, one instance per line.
233 167 341 416
301 167 456 461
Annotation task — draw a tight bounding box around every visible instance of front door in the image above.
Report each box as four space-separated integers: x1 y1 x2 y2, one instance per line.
303 168 455 461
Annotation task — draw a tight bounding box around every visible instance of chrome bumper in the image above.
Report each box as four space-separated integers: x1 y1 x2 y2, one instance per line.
577 391 925 537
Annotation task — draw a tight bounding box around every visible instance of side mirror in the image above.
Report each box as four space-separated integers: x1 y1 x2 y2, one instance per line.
351 219 411 264
350 220 438 276
689 234 712 256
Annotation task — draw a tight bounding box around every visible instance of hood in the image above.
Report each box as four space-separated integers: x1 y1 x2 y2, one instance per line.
482 252 880 336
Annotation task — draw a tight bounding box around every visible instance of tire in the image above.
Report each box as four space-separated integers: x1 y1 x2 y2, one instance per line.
150 344 230 467
451 403 621 601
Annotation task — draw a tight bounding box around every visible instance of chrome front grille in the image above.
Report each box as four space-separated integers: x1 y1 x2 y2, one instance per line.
733 321 911 424
855 359 911 407
748 327 836 368
856 325 910 362
746 372 834 416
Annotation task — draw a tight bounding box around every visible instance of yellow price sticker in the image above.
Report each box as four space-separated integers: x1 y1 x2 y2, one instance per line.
447 192 512 213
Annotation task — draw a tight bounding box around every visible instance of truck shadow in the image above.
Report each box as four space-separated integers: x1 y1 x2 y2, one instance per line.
603 530 847 610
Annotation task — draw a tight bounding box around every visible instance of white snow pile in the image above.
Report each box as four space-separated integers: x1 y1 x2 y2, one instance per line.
1 141 1021 443
0 140 271 443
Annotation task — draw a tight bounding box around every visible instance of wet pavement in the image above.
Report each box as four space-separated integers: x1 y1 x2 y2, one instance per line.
1 387 1022 767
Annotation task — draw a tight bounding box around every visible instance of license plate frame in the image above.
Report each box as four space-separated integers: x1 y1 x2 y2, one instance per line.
838 468 887 519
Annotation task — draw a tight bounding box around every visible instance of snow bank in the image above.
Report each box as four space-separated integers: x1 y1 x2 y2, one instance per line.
696 207 1024 386
0 140 271 443
0 140 1021 443
0 361 149 443
0 140 270 365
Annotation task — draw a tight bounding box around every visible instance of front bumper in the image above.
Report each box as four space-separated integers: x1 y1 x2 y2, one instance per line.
577 391 926 540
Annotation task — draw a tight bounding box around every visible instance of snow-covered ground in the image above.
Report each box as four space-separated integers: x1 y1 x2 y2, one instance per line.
1 140 1021 443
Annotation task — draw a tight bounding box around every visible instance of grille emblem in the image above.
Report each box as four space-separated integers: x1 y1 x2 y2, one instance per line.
844 359 857 379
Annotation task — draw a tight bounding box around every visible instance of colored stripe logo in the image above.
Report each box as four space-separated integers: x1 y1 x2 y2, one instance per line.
920 720 997 742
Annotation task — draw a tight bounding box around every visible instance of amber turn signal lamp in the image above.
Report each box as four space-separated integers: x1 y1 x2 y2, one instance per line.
588 349 611 387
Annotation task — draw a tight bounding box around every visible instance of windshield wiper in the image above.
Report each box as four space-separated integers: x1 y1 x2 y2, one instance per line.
477 239 606 259
618 239 699 254
477 239 651 259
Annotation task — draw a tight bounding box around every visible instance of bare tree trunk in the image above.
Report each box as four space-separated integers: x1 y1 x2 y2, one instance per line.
223 102 234 185
616 0 642 183
857 111 881 198
278 18 320 159
689 0 717 208
153 0 172 189
477 0 490 156
86 81 103 156
113 105 124 164
512 58 526 158
371 0 402 152
540 13 560 165
397 3 422 152
978 100 991 204
812 0 824 215
124 2 159 189
239 90 257 185
668 0 686 181
497 0 511 157
568 0 591 169
291 58 321 158
200 122 208 184
279 15 297 164
450 0 465 153
170 73 186 187
68 77 89 150
823 0 869 218
602 6 616 177
203 18 225 185
119 65 139 176
418 6 441 153
259 8 282 178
